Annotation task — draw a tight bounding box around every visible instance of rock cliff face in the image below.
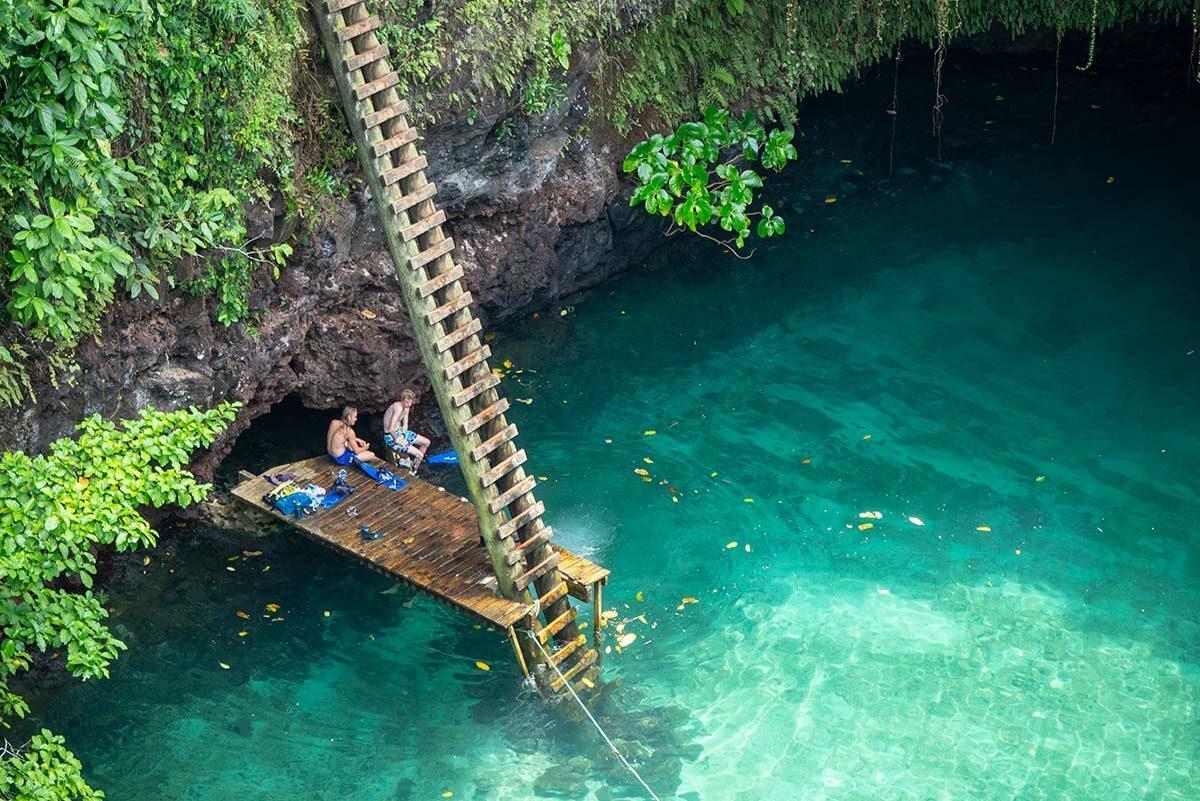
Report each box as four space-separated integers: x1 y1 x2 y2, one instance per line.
0 46 659 466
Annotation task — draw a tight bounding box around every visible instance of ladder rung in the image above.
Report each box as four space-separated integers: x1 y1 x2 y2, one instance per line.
549 634 586 667
381 154 426 185
480 448 525 487
488 473 534 513
345 44 389 72
412 235 453 270
465 398 510 437
354 71 399 102
516 551 559 591
417 264 463 298
537 578 569 607
498 501 543 539
537 606 576 645
550 649 597 692
434 317 481 353
326 0 364 12
371 126 416 158
363 101 409 130
426 290 472 325
445 344 490 381
390 182 437 215
470 423 517 462
515 527 553 557
337 14 381 42
400 209 446 242
453 373 501 409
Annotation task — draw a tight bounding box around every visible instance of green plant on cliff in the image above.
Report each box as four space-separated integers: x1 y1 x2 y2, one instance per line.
374 0 601 122
0 403 239 800
0 0 302 408
624 105 797 253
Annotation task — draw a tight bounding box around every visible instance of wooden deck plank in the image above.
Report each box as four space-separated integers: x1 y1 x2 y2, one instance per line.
231 454 605 630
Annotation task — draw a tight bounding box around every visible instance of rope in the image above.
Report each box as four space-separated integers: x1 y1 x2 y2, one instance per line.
525 632 664 801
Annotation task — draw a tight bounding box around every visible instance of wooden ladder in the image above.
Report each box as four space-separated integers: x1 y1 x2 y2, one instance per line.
313 0 600 696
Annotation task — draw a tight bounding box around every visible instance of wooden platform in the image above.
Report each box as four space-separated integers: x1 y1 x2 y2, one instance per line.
231 456 609 629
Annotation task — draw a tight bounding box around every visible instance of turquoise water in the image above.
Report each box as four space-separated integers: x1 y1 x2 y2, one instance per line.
26 57 1200 799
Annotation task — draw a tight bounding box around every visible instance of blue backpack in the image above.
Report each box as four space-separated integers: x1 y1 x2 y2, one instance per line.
273 491 315 518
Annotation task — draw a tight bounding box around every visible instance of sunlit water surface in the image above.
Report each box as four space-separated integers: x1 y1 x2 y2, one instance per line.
27 52 1200 801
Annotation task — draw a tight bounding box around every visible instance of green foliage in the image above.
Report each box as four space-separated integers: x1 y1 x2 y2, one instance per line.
1 731 102 801
0 404 238 798
0 0 302 407
375 1 600 122
624 106 797 251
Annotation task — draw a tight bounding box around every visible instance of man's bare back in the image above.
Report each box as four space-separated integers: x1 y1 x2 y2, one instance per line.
327 407 376 464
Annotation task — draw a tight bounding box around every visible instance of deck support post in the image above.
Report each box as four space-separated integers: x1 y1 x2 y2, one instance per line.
507 626 531 679
593 581 604 647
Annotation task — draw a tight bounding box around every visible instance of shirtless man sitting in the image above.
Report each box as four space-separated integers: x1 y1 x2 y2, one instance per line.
382 389 431 474
327 406 376 465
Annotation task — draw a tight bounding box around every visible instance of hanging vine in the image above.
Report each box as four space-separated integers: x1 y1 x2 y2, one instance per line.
1190 0 1200 85
931 0 961 159
1077 0 1100 71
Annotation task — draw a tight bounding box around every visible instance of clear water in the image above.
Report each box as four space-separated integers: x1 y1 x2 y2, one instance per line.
24 53 1200 800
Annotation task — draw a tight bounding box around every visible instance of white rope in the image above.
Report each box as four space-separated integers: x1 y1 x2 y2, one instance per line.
526 632 664 801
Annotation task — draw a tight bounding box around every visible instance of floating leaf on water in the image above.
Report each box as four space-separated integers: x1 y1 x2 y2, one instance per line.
219 662 231 670
442 793 453 799
604 438 613 444
226 566 236 572
994 95 1005 101
672 496 679 504
559 309 568 316
634 468 649 476
502 359 513 369
885 108 898 115
144 556 151 566
839 159 852 164
236 611 250 619
682 597 698 604
265 603 280 613
1015 549 1022 555
1090 104 1102 109
1106 176 1115 184
907 516 925 526
515 398 534 405
862 434 872 440
242 550 262 557
618 633 637 647
726 541 738 549
581 678 595 689
635 591 644 602
1035 475 1046 482
602 610 618 620
323 610 331 617
710 471 718 477
238 631 248 637
877 588 891 595
858 523 874 531
484 332 495 341
824 197 837 204
801 458 811 465
644 430 657 436
743 498 754 504
475 662 490 672
976 526 992 532
643 457 654 464
744 544 751 552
